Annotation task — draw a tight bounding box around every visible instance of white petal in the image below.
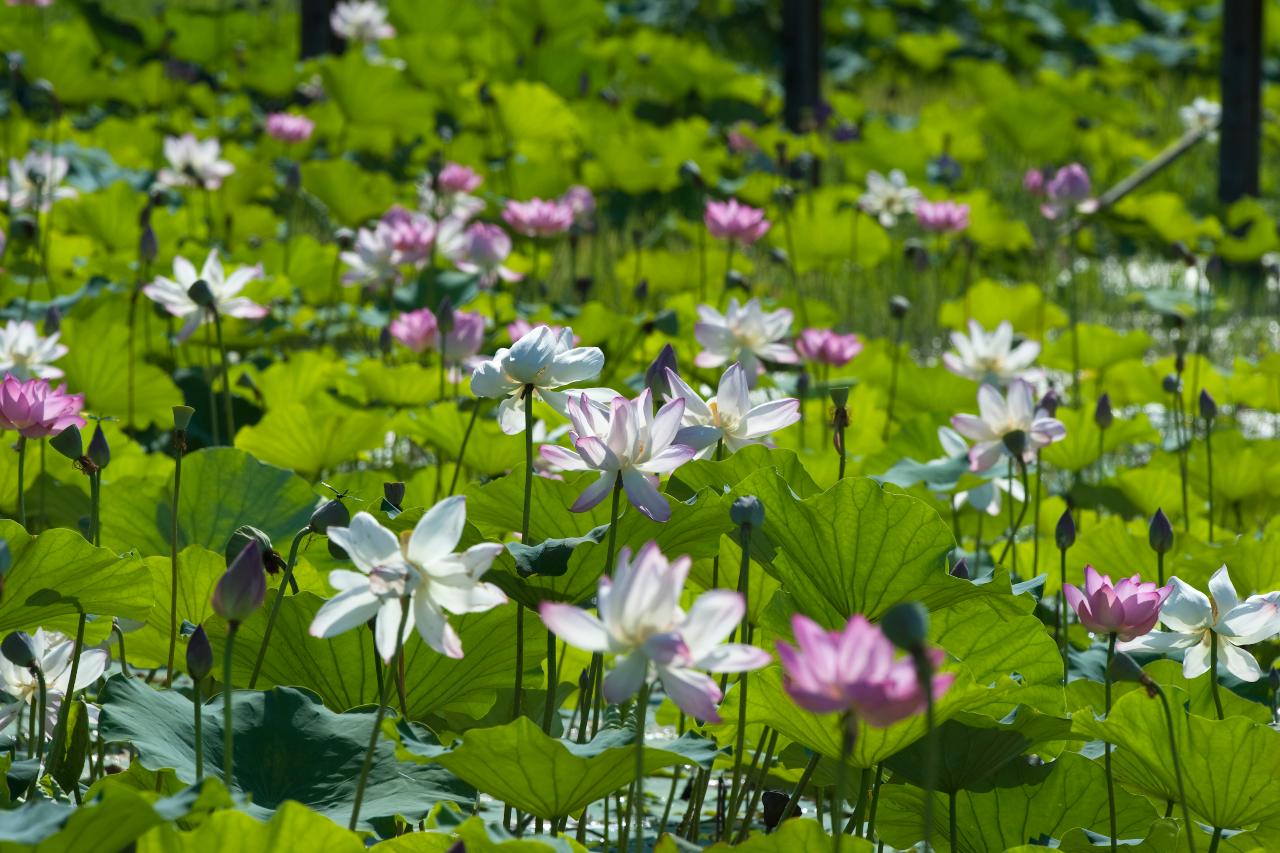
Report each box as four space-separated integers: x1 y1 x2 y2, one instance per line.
1207 565 1240 616
407 496 466 567
328 513 401 575
1161 579 1214 634
1217 639 1262 682
309 588 381 638
603 651 649 704
541 603 612 652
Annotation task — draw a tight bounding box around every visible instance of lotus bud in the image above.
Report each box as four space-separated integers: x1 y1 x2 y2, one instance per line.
889 295 911 319
1001 429 1027 458
173 405 195 431
328 538 349 561
1199 390 1216 421
225 525 288 580
1109 651 1158 697
1 631 38 669
1148 509 1173 554
633 278 649 302
1161 374 1181 395
309 497 350 535
644 344 678 400
724 269 747 291
950 557 969 579
186 624 213 681
730 495 765 529
212 541 266 625
1269 667 1280 692
187 279 216 308
383 481 405 510
50 424 83 460
43 305 61 336
1094 394 1113 431
1037 389 1060 417
1055 509 1076 551
881 602 929 652
139 221 158 264
334 227 355 251
88 423 110 470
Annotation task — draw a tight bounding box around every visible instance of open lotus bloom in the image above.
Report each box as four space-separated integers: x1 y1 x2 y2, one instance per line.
942 320 1040 384
157 134 235 190
0 374 85 439
664 363 799 459
915 199 970 233
450 222 521 287
1119 565 1280 682
330 0 395 42
0 150 76 212
541 389 695 522
502 197 575 238
704 198 770 244
0 319 68 380
540 542 771 722
694 298 798 386
341 223 401 287
0 628 109 735
470 324 605 434
1064 566 1171 641
950 379 1065 472
309 496 507 661
142 250 268 342
858 169 922 228
777 614 954 727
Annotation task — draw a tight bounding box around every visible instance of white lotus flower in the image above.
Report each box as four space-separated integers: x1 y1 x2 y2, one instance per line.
330 0 395 42
0 320 68 380
663 363 799 459
950 380 1066 472
540 389 695 522
694 298 798 387
1179 97 1221 143
341 223 400 287
858 169 922 228
0 628 109 735
1120 566 1280 682
540 542 771 722
157 134 235 191
142 250 268 342
936 426 1025 516
0 150 76 212
942 320 1041 384
470 325 605 435
309 496 506 661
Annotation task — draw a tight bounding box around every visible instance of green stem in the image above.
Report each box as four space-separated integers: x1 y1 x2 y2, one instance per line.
447 401 483 497
865 762 884 843
883 317 904 440
223 622 238 786
50 609 87 754
833 716 853 853
734 728 779 843
1060 547 1069 683
513 385 535 722
1105 633 1117 853
112 622 128 677
1157 551 1165 588
727 523 754 828
166 429 185 688
847 766 871 837
248 526 308 688
541 628 557 734
1032 454 1042 572
658 712 685 832
917 649 937 852
1156 689 1196 853
349 597 411 831
632 682 650 853
212 309 235 444
1209 632 1224 720
15 436 26 528
90 471 100 547
32 667 47 779
583 476 625 741
1205 425 1214 543
193 678 204 782
1207 827 1222 853
996 458 1029 565
779 751 820 823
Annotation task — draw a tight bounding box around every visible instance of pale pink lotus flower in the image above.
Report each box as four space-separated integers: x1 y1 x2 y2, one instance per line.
704 199 770 245
0 319 68 380
438 163 483 194
727 129 758 154
0 374 85 439
423 166 486 222
1022 168 1046 196
950 380 1066 472
143 250 268 342
795 328 862 367
438 310 485 364
559 184 596 226
0 150 76 212
389 308 438 354
664 364 799 459
381 205 436 266
309 497 506 661
330 0 394 42
265 113 315 144
1064 566 1171 641
694 298 798 386
0 628 108 736
341 223 400 287
502 197 575 238
859 169 922 228
470 325 604 434
942 319 1040 383
1040 163 1091 220
506 318 577 345
541 390 695 523
6 0 56 7
453 222 521 287
158 134 235 191
540 542 771 721
777 614 954 727
915 200 970 233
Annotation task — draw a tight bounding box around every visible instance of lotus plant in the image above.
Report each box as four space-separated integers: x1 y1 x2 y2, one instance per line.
663 363 800 459
795 328 862 367
942 319 1040 384
470 324 604 435
694 298 798 387
158 134 234 191
858 169 922 228
0 319 67 381
915 200 970 233
0 374 85 527
143 250 268 343
0 628 108 746
0 150 76 213
265 113 315 145
451 222 521 288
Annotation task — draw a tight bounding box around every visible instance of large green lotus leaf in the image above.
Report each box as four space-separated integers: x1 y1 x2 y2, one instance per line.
1067 659 1270 726
1041 407 1159 472
207 592 543 721
98 675 472 830
234 402 388 480
58 318 184 431
467 470 614 543
372 813 590 851
692 818 871 852
1055 818 1184 853
0 521 151 636
1225 516 1280 598
411 403 523 476
402 716 714 820
319 52 436 135
1043 324 1155 376
99 448 317 558
1072 688 1280 830
126 546 225 669
669 446 821 500
137 799 364 853
299 158 399 227
60 180 140 254
937 280 1067 335
876 752 1159 852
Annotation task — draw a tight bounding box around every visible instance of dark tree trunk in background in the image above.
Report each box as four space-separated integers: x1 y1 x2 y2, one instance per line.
1218 0 1262 203
300 0 343 60
782 0 822 133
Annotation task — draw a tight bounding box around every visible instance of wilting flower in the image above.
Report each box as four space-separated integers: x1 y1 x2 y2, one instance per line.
265 113 315 145
1179 97 1221 142
452 222 521 287
795 328 862 367
540 542 770 721
0 150 76 212
704 199 771 245
330 0 395 42
502 198 574 238
381 206 436 266
1065 566 1172 641
942 319 1040 383
950 380 1066 472
389 308 438 354
1120 566 1280 682
441 310 487 363
541 390 694 522
664 364 799 459
158 134 235 191
0 629 109 735
777 614 954 727
694 298 798 385
310 497 506 660
0 319 68 380
341 223 400 287
859 169 922 228
470 324 604 434
915 200 970 233
0 375 85 439
559 185 596 226
143 250 268 342
1040 163 1091 220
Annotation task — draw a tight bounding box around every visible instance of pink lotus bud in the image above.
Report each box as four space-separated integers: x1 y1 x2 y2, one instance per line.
438 162 483 194
704 199 770 245
1022 168 1046 196
915 200 970 234
265 113 315 145
795 328 863 366
1064 566 1171 641
211 541 266 625
389 308 439 354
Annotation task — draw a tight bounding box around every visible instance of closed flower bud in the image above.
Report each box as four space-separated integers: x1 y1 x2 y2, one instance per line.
1094 394 1113 430
678 159 704 190
43 305 61 336
761 790 789 832
88 423 110 469
186 624 213 680
644 344 679 400
334 227 355 251
1199 389 1216 421
309 497 350 535
212 541 266 625
173 405 195 431
383 481 405 510
730 495 765 529
889 295 911 319
950 557 969 579
284 161 301 192
1109 651 1158 697
1055 509 1076 551
50 424 83 460
881 602 929 651
187 278 216 308
1161 374 1181 395
139 222 158 264
1148 509 1173 554
1037 389 1060 417
1 631 38 669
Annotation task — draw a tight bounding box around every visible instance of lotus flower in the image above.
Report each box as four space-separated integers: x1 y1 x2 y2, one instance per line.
859 169 922 228
470 324 604 434
1179 97 1221 142
452 222 521 287
507 319 576 345
265 113 315 144
341 223 400 287
0 319 68 380
502 198 574 238
330 0 394 42
1023 169 1046 196
663 364 799 459
942 320 1040 384
950 380 1066 472
1064 566 1172 641
438 163 483 194
559 185 596 226
539 542 770 721
795 328 862 366
0 375 85 439
158 134 235 191
142 250 268 342
1040 163 1091 220
915 200 970 233
441 310 487 363
423 165 485 222
704 199 770 245
389 308 438 354
0 628 109 736
694 298 798 385
309 497 507 661
381 206 436 266
0 150 76 212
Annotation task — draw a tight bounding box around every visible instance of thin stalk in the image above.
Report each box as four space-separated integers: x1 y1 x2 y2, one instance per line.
915 649 937 852
726 523 754 830
212 309 235 443
722 241 736 304
1155 689 1196 853
1059 547 1069 683
865 762 884 843
349 597 411 830
248 526 308 688
447 401 483 496
949 790 957 853
512 385 535 722
166 427 186 687
34 666 47 763
734 728 779 842
1006 458 1017 574
15 436 26 528
1157 551 1165 588
1105 633 1117 853
631 682 650 853
1207 827 1222 853
204 324 219 446
658 712 686 832
584 477 625 739
833 716 853 853
193 678 204 782
883 317 904 440
996 458 1029 565
541 629 557 734
846 767 871 837
725 726 768 839
1205 424 1214 543
112 622 128 677
1209 632 1224 720
1032 454 1042 572
90 471 100 547
223 623 238 785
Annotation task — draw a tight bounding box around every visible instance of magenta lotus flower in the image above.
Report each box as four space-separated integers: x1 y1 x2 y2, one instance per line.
1041 163 1091 220
389 308 438 354
559 184 596 226
1064 566 1171 642
1022 168 1046 196
795 328 863 366
265 113 314 144
915 200 970 233
704 199 770 245
777 614 954 727
438 162 483 195
0 374 85 440
381 206 436 265
453 223 521 287
502 198 574 238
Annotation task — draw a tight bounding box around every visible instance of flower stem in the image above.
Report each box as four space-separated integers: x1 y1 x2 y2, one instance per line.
212 308 235 444
223 622 238 786
193 677 204 782
166 425 186 688
1155 688 1196 853
723 241 735 304
51 608 87 751
512 385 535 722
1105 632 1117 853
996 458 1030 565
1207 827 1222 853
1209 632 1224 720
921 655 937 852
32 667 47 783
1205 424 1214 543
90 470 100 547
833 715 854 853
1032 452 1042 571
726 522 754 829
734 728 779 843
883 315 905 441
349 597 410 831
447 401 483 497
865 762 884 843
15 436 26 528
1059 546 1069 683
631 681 650 853
112 621 128 677
248 526 308 688
779 750 820 823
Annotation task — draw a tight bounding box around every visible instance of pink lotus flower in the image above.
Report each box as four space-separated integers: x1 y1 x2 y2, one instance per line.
559 185 595 226
389 308 438 354
453 223 521 287
1065 566 1171 642
0 375 85 439
1041 163 1091 220
915 200 970 233
1022 168 1046 196
704 199 770 245
795 328 863 366
502 198 574 238
777 614 954 727
442 311 487 363
265 113 314 145
381 206 436 266
438 163 483 194
950 380 1066 472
